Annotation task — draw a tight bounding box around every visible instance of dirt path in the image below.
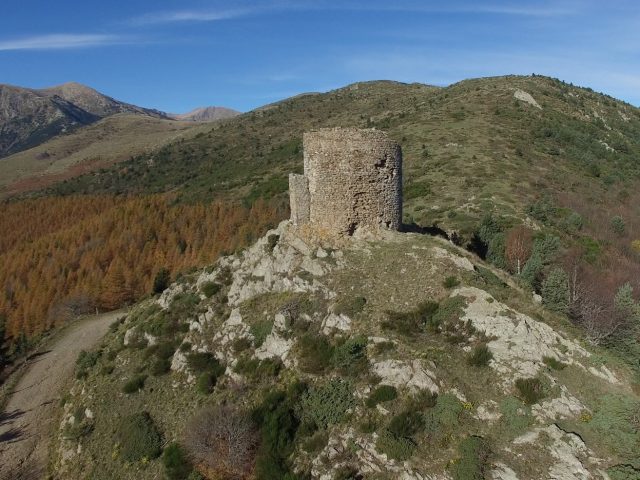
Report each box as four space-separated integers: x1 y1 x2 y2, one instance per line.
0 311 123 479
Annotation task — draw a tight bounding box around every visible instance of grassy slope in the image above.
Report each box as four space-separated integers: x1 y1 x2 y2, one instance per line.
0 114 208 198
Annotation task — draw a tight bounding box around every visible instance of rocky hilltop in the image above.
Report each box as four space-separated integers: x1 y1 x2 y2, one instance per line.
53 221 640 480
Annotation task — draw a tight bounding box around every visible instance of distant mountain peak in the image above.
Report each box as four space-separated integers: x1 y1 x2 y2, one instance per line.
171 106 240 122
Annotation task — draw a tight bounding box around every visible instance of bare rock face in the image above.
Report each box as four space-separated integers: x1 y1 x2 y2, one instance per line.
289 128 402 237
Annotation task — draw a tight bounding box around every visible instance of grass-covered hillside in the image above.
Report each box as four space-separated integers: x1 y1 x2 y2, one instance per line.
53 221 640 479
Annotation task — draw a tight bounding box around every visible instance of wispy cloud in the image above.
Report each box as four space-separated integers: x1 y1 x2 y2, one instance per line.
128 8 253 26
0 34 131 51
128 0 573 27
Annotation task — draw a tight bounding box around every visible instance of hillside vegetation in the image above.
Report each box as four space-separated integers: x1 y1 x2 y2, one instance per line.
3 75 640 376
52 221 640 479
0 114 207 198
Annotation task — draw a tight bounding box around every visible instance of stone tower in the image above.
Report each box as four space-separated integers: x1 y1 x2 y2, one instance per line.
289 127 402 236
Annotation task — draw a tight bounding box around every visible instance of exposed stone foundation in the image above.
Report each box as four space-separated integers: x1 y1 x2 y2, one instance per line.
289 127 402 236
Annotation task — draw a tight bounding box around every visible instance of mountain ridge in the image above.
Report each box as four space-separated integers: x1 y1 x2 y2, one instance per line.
0 81 237 158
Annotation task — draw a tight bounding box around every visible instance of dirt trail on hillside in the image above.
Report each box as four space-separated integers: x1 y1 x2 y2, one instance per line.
0 311 123 479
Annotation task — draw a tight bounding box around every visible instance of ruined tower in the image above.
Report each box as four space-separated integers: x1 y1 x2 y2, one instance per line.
289 127 402 236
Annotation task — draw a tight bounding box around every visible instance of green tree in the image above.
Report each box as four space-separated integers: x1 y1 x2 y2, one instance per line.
153 267 171 294
542 268 570 313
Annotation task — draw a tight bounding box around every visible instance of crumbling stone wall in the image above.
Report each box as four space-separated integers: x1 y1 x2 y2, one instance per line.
289 127 402 236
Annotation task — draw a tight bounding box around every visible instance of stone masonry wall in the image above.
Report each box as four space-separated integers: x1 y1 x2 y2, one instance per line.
289 127 402 236
289 173 310 225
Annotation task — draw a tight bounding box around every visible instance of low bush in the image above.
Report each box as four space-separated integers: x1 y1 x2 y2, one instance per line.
542 356 566 370
117 411 162 462
200 281 221 298
541 268 569 314
298 378 355 429
250 319 274 348
185 406 258 479
163 442 193 480
297 333 333 374
515 377 546 404
234 357 282 380
467 344 493 367
332 336 368 376
375 430 417 461
407 390 438 410
333 296 367 317
450 436 491 480
382 300 439 335
302 431 329 454
151 357 171 376
75 349 101 379
388 410 425 438
443 276 461 289
186 352 225 376
196 371 217 394
366 385 398 408
122 374 147 394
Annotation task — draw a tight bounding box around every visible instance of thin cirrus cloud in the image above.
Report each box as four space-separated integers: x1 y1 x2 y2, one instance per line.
0 33 133 51
127 8 253 26
127 0 574 27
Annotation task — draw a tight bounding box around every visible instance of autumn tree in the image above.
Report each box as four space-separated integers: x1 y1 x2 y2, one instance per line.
505 226 533 275
100 259 134 310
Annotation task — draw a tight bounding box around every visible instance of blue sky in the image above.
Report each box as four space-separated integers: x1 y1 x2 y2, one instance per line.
1 0 638 112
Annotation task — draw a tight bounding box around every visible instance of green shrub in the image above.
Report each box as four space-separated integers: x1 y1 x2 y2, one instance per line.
122 374 147 394
498 397 532 438
407 390 438 410
366 385 398 408
75 349 101 378
153 268 171 294
302 431 328 454
333 296 367 316
382 300 439 335
151 357 171 376
443 276 461 289
332 335 368 376
234 356 282 380
297 333 333 374
232 337 252 353
252 388 301 479
589 394 640 459
200 281 221 298
425 393 464 433
334 466 361 480
388 410 425 438
467 344 493 367
250 319 274 348
117 411 162 462
611 215 626 235
298 378 355 429
515 377 545 404
542 356 566 370
163 442 193 480
186 352 225 376
450 436 491 480
196 371 217 394
607 464 640 480
542 268 570 313
376 430 416 461
265 233 279 252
